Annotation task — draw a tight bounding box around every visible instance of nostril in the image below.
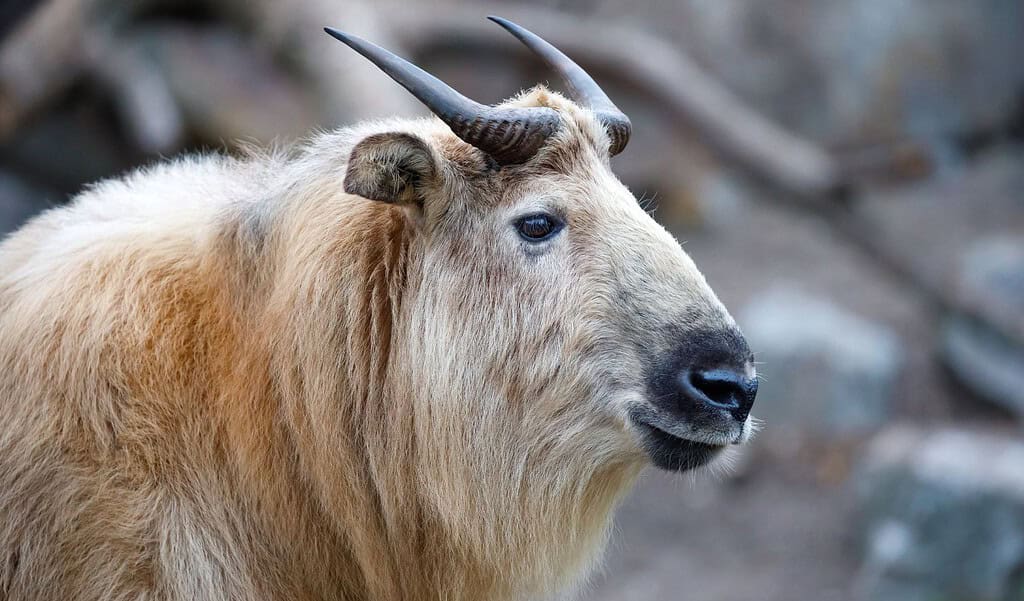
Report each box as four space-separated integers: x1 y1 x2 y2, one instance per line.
686 368 758 419
690 371 741 409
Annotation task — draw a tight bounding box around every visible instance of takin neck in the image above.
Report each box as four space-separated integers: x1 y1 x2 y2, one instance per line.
217 188 641 600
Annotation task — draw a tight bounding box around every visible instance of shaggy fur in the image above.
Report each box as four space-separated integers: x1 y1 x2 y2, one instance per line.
0 89 739 601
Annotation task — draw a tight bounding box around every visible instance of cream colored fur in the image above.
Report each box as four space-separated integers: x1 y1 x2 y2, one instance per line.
0 89 735 601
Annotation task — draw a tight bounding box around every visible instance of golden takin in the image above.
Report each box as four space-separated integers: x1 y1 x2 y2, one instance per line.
0 17 757 601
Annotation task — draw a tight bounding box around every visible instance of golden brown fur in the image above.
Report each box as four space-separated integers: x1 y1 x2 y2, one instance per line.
0 89 738 600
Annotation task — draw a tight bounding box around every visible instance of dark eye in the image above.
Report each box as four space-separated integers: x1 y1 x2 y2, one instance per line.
515 213 564 242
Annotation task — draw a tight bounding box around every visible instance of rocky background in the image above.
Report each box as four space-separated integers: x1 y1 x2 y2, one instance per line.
1 1 1022 600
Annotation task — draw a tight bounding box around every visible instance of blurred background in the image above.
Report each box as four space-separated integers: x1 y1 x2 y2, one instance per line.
1 1 1022 599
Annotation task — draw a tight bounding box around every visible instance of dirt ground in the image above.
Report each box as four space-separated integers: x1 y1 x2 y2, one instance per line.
589 462 857 601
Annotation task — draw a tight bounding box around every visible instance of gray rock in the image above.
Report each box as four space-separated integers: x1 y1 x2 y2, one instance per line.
855 426 1024 601
955 236 1024 348
943 316 1024 420
941 236 1024 418
739 286 903 437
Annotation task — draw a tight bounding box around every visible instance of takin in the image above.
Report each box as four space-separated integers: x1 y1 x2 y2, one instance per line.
0 17 757 601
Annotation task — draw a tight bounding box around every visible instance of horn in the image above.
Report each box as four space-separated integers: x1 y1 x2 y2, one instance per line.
487 16 631 156
324 27 560 165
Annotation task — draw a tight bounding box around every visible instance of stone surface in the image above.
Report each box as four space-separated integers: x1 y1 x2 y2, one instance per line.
940 235 1024 419
739 286 904 437
953 236 1024 348
943 315 1024 420
855 426 1024 601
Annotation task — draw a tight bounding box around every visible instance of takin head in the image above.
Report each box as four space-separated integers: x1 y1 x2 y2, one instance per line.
307 17 759 594
326 17 757 473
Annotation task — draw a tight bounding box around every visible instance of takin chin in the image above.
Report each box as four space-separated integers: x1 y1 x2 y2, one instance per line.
0 16 757 601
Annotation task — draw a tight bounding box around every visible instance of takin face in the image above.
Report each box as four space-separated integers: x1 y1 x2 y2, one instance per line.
318 17 758 590
331 21 757 474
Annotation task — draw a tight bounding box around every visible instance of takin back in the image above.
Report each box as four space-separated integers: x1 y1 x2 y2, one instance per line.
0 17 757 601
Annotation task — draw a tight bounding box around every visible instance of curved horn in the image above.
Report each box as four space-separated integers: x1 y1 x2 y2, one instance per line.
488 16 631 156
325 27 559 165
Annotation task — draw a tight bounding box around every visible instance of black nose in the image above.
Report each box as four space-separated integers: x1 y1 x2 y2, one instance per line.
680 367 757 422
645 327 757 425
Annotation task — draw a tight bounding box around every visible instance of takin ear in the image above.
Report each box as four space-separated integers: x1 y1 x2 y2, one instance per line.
344 132 438 205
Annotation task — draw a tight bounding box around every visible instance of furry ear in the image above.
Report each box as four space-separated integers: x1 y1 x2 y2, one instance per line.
344 132 438 205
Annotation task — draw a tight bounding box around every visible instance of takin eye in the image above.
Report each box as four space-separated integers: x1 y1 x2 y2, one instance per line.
515 213 565 242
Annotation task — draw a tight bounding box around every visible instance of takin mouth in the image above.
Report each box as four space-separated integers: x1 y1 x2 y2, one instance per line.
631 419 725 472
